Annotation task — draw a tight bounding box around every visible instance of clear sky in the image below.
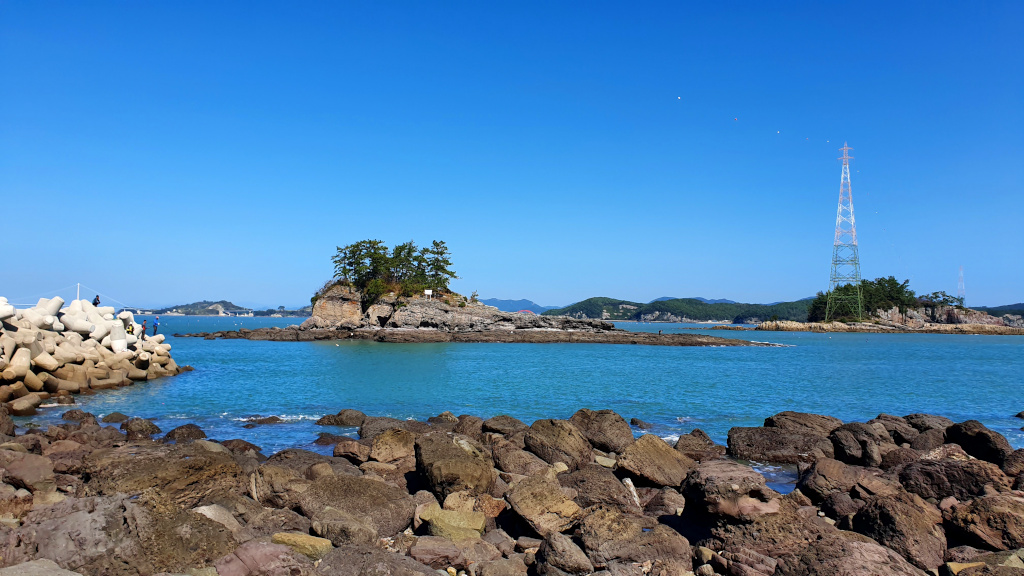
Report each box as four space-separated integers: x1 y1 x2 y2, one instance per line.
2 2 1021 309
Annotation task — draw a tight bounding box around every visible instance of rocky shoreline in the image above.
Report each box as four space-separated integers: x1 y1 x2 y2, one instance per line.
709 321 1024 336
176 326 770 347
0 296 189 418
0 406 1021 575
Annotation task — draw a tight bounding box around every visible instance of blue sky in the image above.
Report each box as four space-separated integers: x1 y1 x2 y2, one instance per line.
2 2 1021 309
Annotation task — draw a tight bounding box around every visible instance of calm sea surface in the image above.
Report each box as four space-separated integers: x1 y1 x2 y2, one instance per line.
19 317 1024 463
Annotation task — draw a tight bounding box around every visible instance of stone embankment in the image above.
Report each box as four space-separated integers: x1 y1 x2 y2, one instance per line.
746 320 1024 335
1 406 1022 575
181 284 769 346
0 296 188 416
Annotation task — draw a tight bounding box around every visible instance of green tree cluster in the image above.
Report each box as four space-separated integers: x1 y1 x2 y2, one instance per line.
542 297 811 323
329 240 457 305
807 276 942 322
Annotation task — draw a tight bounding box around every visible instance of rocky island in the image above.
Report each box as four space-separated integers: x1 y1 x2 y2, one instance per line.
180 284 766 347
0 405 1021 575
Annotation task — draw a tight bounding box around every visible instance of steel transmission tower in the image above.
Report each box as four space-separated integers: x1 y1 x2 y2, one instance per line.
825 143 863 321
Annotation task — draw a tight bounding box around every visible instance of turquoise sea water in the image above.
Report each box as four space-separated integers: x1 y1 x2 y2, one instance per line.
19 317 1024 462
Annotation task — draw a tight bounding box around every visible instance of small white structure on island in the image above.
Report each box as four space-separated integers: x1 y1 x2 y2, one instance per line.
424 289 432 301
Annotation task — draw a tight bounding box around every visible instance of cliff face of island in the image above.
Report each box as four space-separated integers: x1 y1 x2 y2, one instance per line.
749 304 1024 335
301 284 616 333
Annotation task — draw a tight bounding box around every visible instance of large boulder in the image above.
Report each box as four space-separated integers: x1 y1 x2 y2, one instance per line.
214 540 317 576
371 428 416 463
869 414 920 445
309 284 364 329
903 413 954 433
491 438 550 477
538 532 593 575
568 409 635 453
578 505 692 570
360 416 427 440
1003 449 1024 477
796 458 872 503
764 411 843 436
673 428 726 461
829 422 895 467
316 408 367 427
415 432 496 499
898 460 1011 501
506 474 583 536
310 506 378 546
162 423 207 443
524 419 593 471
850 491 946 570
774 535 930 576
682 459 780 521
317 544 436 576
482 415 528 436
0 450 55 494
0 407 14 437
944 494 1024 551
298 475 415 538
264 448 362 477
417 502 486 540
615 434 694 487
946 420 1014 466
0 559 83 576
727 426 834 464
558 464 641 514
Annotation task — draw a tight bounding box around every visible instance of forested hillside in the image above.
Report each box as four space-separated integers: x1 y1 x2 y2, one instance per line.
542 297 809 323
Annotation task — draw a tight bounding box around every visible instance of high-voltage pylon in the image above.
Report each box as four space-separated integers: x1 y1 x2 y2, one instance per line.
957 265 966 305
825 143 863 322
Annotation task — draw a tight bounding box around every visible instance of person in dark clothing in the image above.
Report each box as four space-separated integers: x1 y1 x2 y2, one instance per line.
153 316 160 336
140 320 147 341
92 295 101 307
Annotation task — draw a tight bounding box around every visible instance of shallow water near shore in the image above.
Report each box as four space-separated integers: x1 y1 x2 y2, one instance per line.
19 317 1024 474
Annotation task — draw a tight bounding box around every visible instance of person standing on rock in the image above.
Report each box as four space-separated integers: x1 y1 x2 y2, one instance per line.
140 320 147 341
153 316 160 336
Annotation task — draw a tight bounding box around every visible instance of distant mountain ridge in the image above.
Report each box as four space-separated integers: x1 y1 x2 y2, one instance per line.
543 296 812 323
479 298 560 314
650 296 737 304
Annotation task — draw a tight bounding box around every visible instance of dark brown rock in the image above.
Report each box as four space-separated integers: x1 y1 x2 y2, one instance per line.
538 532 593 574
795 458 870 503
100 411 129 424
120 417 161 439
318 543 435 576
220 438 264 455
0 407 14 436
360 416 429 439
946 420 1014 466
911 428 946 451
298 474 415 538
482 415 528 435
851 491 945 570
568 409 635 454
1004 449 1024 477
214 540 316 576
454 415 484 438
629 418 652 430
492 438 550 477
944 494 1024 551
507 474 583 537
880 447 921 472
903 413 954 432
524 419 593 471
558 464 641 514
764 411 843 437
265 448 361 477
870 414 920 445
899 459 1011 501
162 423 206 443
317 408 367 427
643 487 687 518
60 409 94 423
674 428 727 461
829 422 894 467
616 434 694 487
246 507 312 538
727 426 834 464
820 491 864 519
415 431 496 498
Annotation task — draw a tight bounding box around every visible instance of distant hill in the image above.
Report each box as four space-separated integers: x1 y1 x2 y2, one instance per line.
480 298 559 314
975 303 1024 317
543 297 811 323
153 300 311 317
650 296 737 304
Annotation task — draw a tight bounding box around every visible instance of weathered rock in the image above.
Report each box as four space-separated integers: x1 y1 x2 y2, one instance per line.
316 408 367 427
682 459 780 521
309 506 377 546
944 495 1024 551
673 428 727 461
454 415 484 438
163 423 207 443
946 421 1014 466
492 438 550 477
192 503 245 534
830 422 895 467
557 464 641 514
578 505 692 569
119 417 161 439
360 416 429 439
214 540 316 576
221 439 264 456
616 434 694 487
310 284 364 329
418 501 486 540
0 559 84 576
904 413 954 433
643 486 687 517
507 474 583 536
247 508 312 538
415 432 496 499
630 417 652 430
912 428 947 451
1003 450 1024 477
100 411 129 424
0 449 55 494
316 544 436 576
483 415 528 435
820 491 864 519
409 535 464 569
765 411 843 436
899 460 1011 501
870 414 920 445
271 532 333 560
524 419 593 471
881 447 922 472
0 407 13 437
333 437 372 463
298 474 415 538
851 491 946 570
568 409 635 454
727 426 834 464
265 448 361 477
538 532 593 574
371 428 416 463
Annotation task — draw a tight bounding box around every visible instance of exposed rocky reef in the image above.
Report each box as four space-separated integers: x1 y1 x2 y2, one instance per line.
0 296 188 417
0 406 1022 575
